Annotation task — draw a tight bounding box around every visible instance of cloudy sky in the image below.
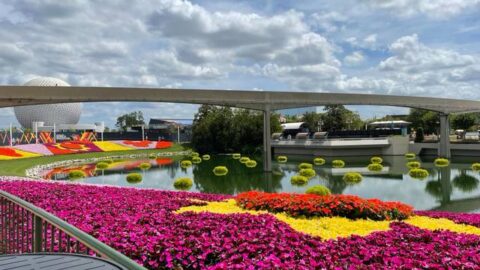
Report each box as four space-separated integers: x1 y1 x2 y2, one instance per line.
0 0 479 128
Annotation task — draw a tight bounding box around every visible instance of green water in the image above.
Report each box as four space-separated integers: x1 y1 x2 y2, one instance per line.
44 155 480 212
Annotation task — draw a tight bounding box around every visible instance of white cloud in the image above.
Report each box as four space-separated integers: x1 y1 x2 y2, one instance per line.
309 12 348 33
344 51 365 65
361 0 480 18
346 34 377 50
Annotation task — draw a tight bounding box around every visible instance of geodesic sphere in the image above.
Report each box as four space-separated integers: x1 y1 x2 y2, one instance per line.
13 77 82 129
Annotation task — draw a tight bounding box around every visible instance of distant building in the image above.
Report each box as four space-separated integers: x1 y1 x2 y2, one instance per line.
147 119 193 142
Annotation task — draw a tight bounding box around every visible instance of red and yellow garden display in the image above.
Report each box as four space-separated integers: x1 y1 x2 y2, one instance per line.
0 180 479 269
0 140 174 160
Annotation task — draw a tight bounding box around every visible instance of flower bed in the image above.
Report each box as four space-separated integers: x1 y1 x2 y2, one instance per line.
236 191 413 221
0 180 479 269
416 210 480 228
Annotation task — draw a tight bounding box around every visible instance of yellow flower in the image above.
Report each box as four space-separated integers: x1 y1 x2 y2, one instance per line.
93 141 133 152
405 216 480 236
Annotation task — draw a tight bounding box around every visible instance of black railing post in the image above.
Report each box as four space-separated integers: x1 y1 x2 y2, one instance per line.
33 216 42 252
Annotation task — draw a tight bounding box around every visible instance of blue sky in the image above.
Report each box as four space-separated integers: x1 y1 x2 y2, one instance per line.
0 0 479 128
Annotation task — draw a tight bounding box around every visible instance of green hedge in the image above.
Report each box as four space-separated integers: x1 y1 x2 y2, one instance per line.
406 161 421 169
370 156 383 164
245 160 257 168
68 170 87 180
367 163 383 172
343 172 362 183
96 162 109 170
232 153 241 159
213 166 229 176
313 157 325 166
409 168 429 179
138 162 152 170
298 163 313 170
277 156 288 163
202 154 211 160
180 160 192 168
240 157 250 163
472 163 480 171
173 177 193 190
126 173 142 183
405 153 416 159
434 158 450 167
290 175 308 186
332 160 345 168
299 168 316 179
192 156 202 164
305 185 331 196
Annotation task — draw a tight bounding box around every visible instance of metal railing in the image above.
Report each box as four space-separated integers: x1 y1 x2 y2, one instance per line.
0 190 146 270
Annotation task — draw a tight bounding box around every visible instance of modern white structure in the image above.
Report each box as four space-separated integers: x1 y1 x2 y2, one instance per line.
13 77 82 129
2 84 480 170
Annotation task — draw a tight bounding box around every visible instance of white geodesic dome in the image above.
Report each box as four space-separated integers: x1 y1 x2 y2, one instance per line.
14 77 83 129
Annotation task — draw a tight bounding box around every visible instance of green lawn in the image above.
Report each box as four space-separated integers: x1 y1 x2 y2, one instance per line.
0 144 189 177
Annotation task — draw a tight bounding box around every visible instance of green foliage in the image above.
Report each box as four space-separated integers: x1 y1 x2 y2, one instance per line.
232 153 241 159
68 170 86 180
367 163 383 172
126 173 142 183
191 105 281 153
332 160 345 168
302 111 322 132
202 154 211 160
245 160 257 168
409 168 429 179
414 127 425 143
213 166 229 176
239 157 250 163
453 172 479 192
138 162 152 170
472 163 480 171
277 156 288 163
173 177 193 190
96 162 109 170
192 156 202 164
290 175 308 186
405 153 416 159
370 156 383 164
434 158 450 167
103 159 114 164
451 113 476 131
406 161 421 169
115 111 145 131
408 109 439 135
148 154 157 159
190 152 200 157
180 160 192 168
313 157 325 166
305 185 331 196
298 163 313 170
343 172 363 183
299 168 316 179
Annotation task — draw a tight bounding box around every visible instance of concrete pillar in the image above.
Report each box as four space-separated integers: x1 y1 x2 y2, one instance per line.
263 105 272 172
438 113 451 158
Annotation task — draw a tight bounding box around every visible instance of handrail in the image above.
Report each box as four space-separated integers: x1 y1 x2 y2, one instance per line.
0 190 146 270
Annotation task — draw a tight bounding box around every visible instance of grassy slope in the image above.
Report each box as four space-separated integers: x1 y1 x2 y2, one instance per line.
0 144 188 177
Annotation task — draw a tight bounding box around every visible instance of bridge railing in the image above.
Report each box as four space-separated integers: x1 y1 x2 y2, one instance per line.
0 190 146 270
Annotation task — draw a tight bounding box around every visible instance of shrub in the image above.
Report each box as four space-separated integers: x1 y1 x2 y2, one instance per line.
232 153 241 159
415 127 424 143
180 160 192 168
434 158 450 167
239 157 250 163
138 162 152 170
236 191 414 220
277 156 288 163
305 185 331 196
299 168 316 179
370 156 383 164
406 161 421 169
343 172 362 184
298 163 313 170
173 177 193 190
290 175 308 186
192 156 202 164
213 166 228 176
313 157 325 166
405 153 416 159
472 163 480 171
96 162 109 170
245 160 257 168
409 168 429 179
149 154 157 159
453 173 479 192
367 163 383 172
126 173 142 183
332 160 345 168
103 159 114 164
191 152 200 157
68 170 86 180
202 154 211 160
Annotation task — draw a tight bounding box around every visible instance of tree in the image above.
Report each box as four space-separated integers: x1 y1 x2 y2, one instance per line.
302 112 322 132
321 105 363 131
407 109 439 134
191 105 281 154
115 111 145 131
451 113 476 131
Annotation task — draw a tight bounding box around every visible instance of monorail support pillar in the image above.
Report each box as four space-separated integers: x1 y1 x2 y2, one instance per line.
263 105 272 172
438 113 451 158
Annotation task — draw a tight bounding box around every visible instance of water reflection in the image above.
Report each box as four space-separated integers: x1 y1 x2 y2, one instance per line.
43 155 480 212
